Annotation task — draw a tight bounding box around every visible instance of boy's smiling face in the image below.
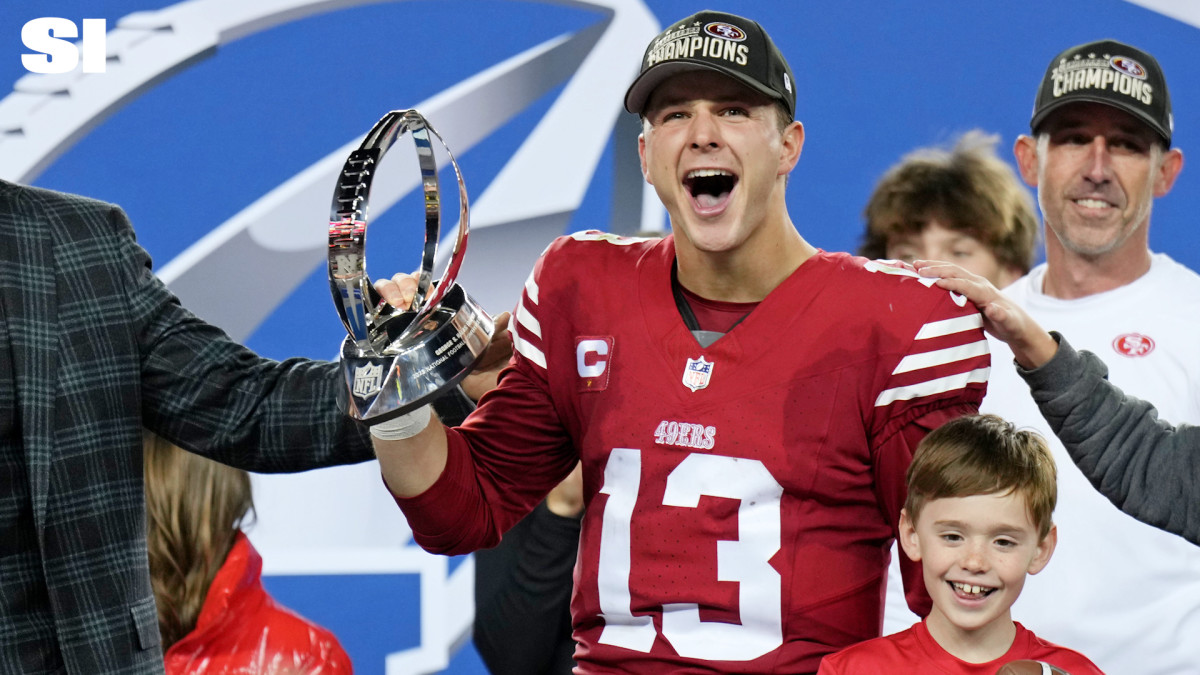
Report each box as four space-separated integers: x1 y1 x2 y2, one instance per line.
900 491 1056 648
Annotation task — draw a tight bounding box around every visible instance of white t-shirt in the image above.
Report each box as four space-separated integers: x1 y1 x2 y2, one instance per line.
884 252 1200 674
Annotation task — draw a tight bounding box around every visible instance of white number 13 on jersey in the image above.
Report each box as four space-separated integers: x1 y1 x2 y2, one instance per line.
596 448 784 661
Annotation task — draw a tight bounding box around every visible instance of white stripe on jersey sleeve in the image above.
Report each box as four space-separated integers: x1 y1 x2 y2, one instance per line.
875 367 991 407
512 270 546 369
513 331 547 369
874 311 988 408
891 340 990 375
516 299 543 338
524 272 540 304
915 313 983 339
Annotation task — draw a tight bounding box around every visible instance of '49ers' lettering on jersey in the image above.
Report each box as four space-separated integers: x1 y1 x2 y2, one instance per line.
653 420 716 450
401 232 988 674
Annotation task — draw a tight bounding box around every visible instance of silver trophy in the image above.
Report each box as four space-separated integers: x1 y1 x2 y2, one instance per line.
328 109 494 423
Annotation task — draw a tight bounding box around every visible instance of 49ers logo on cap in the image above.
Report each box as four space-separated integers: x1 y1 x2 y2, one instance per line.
704 22 746 42
1112 333 1155 357
1111 56 1147 80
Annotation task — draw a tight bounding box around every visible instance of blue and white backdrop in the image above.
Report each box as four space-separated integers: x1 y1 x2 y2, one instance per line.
3 1 1200 672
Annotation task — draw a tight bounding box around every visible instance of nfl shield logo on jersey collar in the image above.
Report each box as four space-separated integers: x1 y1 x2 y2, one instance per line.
682 356 714 392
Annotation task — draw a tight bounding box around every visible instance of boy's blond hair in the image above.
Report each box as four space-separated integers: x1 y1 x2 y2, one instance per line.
905 414 1056 539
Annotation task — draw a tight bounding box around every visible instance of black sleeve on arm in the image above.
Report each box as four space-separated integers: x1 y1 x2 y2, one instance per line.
1020 332 1200 546
431 386 477 428
125 206 373 472
473 501 581 674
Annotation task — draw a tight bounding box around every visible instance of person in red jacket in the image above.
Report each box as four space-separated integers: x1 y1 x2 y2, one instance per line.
144 430 351 674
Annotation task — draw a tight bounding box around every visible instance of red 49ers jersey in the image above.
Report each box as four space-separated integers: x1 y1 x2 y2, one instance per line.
397 233 989 673
816 620 1104 674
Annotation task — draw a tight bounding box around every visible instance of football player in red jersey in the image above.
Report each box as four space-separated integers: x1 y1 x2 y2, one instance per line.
369 10 990 673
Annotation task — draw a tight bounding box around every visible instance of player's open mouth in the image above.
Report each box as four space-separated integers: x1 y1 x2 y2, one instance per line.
950 581 996 599
684 169 737 212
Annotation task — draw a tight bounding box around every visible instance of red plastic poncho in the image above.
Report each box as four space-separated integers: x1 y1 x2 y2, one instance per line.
164 532 352 674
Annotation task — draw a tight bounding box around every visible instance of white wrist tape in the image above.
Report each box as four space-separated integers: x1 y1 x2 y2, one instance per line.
369 404 433 441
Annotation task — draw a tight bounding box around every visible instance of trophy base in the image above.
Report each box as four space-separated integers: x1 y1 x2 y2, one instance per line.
337 283 495 423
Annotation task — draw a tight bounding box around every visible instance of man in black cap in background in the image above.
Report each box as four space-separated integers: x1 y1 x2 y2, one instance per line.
888 38 1197 675
369 9 988 673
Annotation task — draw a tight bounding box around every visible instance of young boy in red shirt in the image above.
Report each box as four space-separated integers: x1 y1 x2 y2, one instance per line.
819 414 1102 674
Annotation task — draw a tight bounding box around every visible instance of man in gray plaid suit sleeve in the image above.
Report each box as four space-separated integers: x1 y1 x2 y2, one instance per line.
0 178 375 673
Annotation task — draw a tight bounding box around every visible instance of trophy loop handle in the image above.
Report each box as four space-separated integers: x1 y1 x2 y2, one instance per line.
327 109 471 354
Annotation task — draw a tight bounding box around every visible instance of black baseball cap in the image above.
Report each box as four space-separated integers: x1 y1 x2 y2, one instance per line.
623 10 796 120
1030 39 1173 147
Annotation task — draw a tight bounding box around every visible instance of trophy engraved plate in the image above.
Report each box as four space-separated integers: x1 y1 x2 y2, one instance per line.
328 109 494 423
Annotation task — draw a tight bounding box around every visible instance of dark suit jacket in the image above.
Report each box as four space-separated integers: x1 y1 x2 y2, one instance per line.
0 179 373 673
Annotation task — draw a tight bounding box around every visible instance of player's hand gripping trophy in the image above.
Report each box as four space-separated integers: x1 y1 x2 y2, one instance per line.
327 110 494 424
